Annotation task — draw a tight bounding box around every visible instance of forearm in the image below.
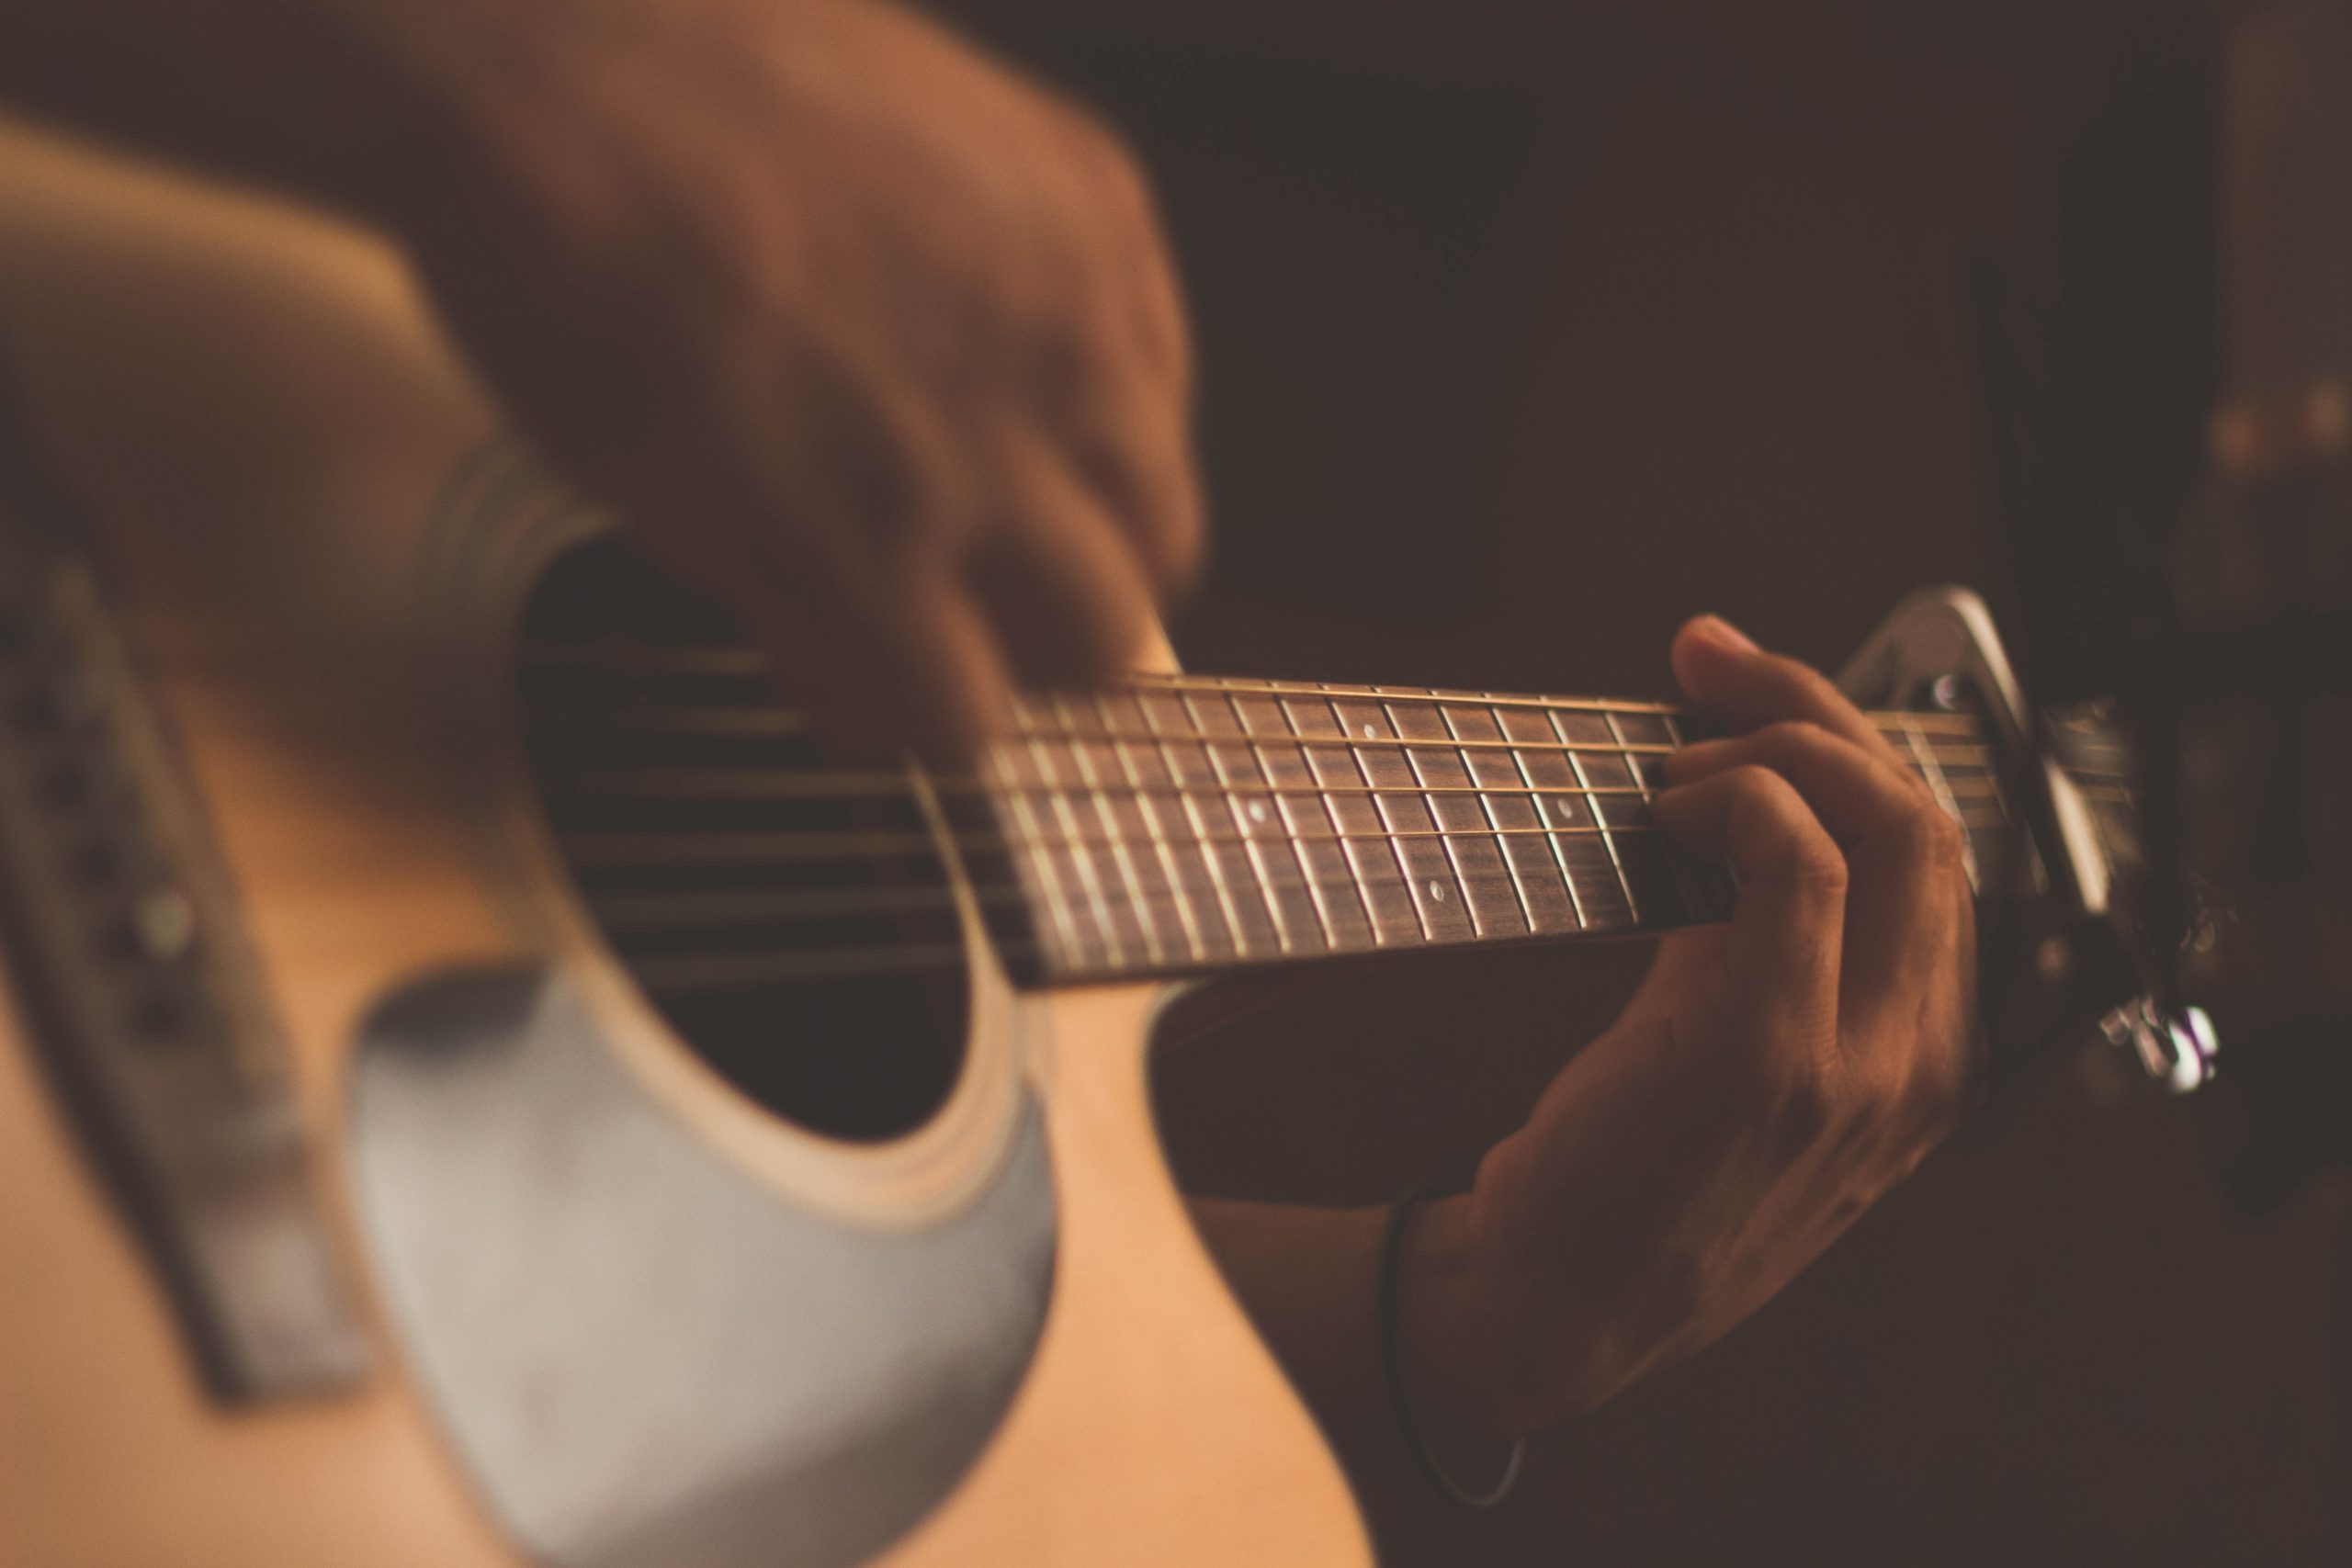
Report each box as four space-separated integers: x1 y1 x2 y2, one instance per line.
1189 1194 1530 1457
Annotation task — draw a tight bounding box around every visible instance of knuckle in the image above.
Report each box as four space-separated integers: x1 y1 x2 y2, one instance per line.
1903 1044 1973 1133
1757 719 1828 752
1724 765 1849 890
1894 759 1941 807
1770 1063 1835 1154
1738 1034 1836 1146
1901 1071 1961 1136
1787 835 1850 897
1767 654 1840 708
1853 1060 1910 1124
1724 761 1791 806
1904 800 1969 875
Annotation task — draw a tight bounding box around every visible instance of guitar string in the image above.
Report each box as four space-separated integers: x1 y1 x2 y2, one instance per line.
562 807 2014 953
524 648 2097 980
546 762 2022 863
545 771 2018 803
526 728 2015 783
602 828 2016 990
529 707 1999 763
519 639 1987 734
546 743 2022 947
619 791 2021 989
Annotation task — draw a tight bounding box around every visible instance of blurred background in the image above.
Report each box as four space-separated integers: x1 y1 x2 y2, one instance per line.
936 2 2343 1562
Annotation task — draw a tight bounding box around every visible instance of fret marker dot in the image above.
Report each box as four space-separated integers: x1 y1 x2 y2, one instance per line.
1363 723 1377 739
1248 799 1268 823
1429 881 1445 901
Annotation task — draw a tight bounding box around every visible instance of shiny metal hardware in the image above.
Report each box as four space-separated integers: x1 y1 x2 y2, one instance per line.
1838 588 2188 1089
2099 995 2220 1094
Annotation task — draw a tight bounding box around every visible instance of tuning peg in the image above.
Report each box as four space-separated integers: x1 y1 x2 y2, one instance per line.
2098 995 2219 1094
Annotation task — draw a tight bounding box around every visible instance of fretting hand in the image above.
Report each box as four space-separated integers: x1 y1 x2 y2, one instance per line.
1396 615 1979 1442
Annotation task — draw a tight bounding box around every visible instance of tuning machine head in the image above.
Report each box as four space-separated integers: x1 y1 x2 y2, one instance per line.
2098 995 2220 1095
1839 590 2217 1093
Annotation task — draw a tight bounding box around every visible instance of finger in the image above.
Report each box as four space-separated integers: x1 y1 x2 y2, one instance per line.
1050 102 1197 392
962 425 1162 687
1057 364 1204 596
742 558 1017 767
1668 616 1896 761
1023 294 1204 595
1663 722 1965 1028
1648 765 1846 1040
646 492 1009 765
1013 114 1204 595
1666 720 1928 835
1623 924 1729 1016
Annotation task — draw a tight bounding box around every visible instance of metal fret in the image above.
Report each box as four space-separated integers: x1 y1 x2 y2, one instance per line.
1383 694 1496 937
1556 707 1640 928
973 689 2009 979
1651 711 1720 921
1136 688 1261 959
1294 693 1422 944
1897 711 1980 889
1220 692 1339 953
553 771 1671 805
516 640 1995 750
1243 696 1364 951
1009 720 1682 757
1050 697 1170 967
1182 691 1300 955
1344 697 1469 942
1450 699 1544 935
1326 696 1442 942
984 750 1092 971
1483 698 1584 935
1273 693 1380 945
1127 672 1689 721
1601 708 1696 924
1019 728 1132 971
1091 693 1211 964
1270 695 1363 944
565 819 1765 869
1494 702 1589 931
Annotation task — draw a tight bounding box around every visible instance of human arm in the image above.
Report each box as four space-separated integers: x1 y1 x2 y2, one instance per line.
0 0 1199 759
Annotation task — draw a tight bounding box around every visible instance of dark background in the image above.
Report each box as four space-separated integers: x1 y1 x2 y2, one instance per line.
938 3 2347 1561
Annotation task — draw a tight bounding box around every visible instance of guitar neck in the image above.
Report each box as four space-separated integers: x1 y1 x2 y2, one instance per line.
978 673 2007 985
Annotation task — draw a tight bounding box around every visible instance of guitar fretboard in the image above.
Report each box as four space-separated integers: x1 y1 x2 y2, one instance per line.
981 673 2006 983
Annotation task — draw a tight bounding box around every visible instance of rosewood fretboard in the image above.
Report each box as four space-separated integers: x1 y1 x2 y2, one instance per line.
978 674 2010 985
515 541 2039 1001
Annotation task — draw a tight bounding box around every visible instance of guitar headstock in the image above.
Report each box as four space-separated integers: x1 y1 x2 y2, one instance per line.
1838 589 2219 1092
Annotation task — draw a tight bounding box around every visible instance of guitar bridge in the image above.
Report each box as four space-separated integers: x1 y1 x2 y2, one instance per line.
0 373 368 1402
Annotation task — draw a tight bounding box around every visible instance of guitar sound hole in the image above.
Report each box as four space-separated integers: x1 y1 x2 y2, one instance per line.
514 537 968 1143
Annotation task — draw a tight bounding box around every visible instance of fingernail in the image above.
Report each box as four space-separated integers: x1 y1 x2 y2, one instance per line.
1696 615 1756 652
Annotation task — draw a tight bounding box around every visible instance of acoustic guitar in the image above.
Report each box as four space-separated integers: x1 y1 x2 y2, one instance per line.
0 117 2182 1568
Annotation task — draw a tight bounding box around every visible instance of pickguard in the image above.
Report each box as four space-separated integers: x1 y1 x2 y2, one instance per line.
347 965 1055 1568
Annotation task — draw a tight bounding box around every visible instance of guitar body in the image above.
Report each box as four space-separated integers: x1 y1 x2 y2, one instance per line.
0 118 1368 1568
